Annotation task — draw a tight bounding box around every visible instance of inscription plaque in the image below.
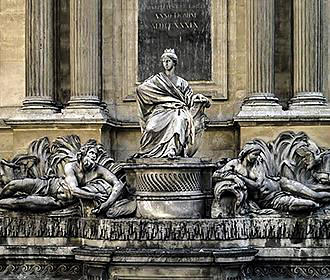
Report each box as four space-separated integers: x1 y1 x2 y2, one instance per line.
138 0 211 82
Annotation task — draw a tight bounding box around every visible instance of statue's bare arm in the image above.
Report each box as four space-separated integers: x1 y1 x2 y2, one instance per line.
214 159 239 178
235 173 260 192
93 166 125 213
64 163 101 200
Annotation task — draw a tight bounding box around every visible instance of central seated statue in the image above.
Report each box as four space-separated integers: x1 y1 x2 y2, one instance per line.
134 48 210 159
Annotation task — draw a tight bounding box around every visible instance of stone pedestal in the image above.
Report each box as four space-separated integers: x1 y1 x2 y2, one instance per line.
125 158 209 219
74 246 257 280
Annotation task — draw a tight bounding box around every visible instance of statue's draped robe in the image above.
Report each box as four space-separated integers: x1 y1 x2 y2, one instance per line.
135 72 195 158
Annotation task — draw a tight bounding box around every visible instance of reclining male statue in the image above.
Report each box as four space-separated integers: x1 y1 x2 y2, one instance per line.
0 137 135 217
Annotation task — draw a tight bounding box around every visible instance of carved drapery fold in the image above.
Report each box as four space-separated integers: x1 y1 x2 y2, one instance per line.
68 0 102 108
290 0 327 107
242 0 281 107
24 0 57 111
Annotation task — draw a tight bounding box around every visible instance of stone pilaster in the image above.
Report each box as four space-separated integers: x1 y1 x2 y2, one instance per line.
23 0 58 111
241 0 281 109
68 0 102 109
290 0 327 108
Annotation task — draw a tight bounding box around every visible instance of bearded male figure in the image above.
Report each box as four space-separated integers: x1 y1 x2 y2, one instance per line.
135 49 210 158
63 140 125 215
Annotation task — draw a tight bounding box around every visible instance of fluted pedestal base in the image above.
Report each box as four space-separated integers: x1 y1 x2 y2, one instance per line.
289 92 328 108
22 98 59 112
236 93 283 120
126 158 210 219
241 93 282 107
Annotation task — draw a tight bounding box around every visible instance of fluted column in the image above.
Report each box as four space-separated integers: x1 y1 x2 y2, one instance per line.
68 0 102 108
290 0 327 107
24 0 57 111
242 0 281 108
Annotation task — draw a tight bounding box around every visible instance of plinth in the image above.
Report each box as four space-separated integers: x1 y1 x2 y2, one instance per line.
125 158 208 218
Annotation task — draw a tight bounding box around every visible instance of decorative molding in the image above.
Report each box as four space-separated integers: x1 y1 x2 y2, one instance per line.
135 171 201 192
1 216 330 241
0 263 82 278
244 265 330 279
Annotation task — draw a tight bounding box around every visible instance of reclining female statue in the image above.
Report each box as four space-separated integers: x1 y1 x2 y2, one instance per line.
213 142 330 214
134 49 210 158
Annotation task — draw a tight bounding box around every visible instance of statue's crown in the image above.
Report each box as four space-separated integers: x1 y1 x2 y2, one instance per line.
163 48 176 55
161 49 178 60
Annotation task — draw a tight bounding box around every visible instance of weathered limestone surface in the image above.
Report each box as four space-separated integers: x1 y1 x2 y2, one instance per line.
0 0 25 108
239 125 330 149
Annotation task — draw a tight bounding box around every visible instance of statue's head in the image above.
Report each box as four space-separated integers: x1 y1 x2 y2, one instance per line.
161 49 178 69
0 156 39 187
239 142 261 164
77 140 99 171
0 159 13 187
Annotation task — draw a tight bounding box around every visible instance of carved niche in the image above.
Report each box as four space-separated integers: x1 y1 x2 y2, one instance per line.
109 0 228 101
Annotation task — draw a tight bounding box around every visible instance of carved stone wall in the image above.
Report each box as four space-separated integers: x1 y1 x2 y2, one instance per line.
0 215 330 278
2 0 330 161
1 216 330 243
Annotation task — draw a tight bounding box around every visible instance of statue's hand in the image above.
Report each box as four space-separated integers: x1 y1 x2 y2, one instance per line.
93 193 107 203
192 94 210 107
313 172 330 184
92 200 110 215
